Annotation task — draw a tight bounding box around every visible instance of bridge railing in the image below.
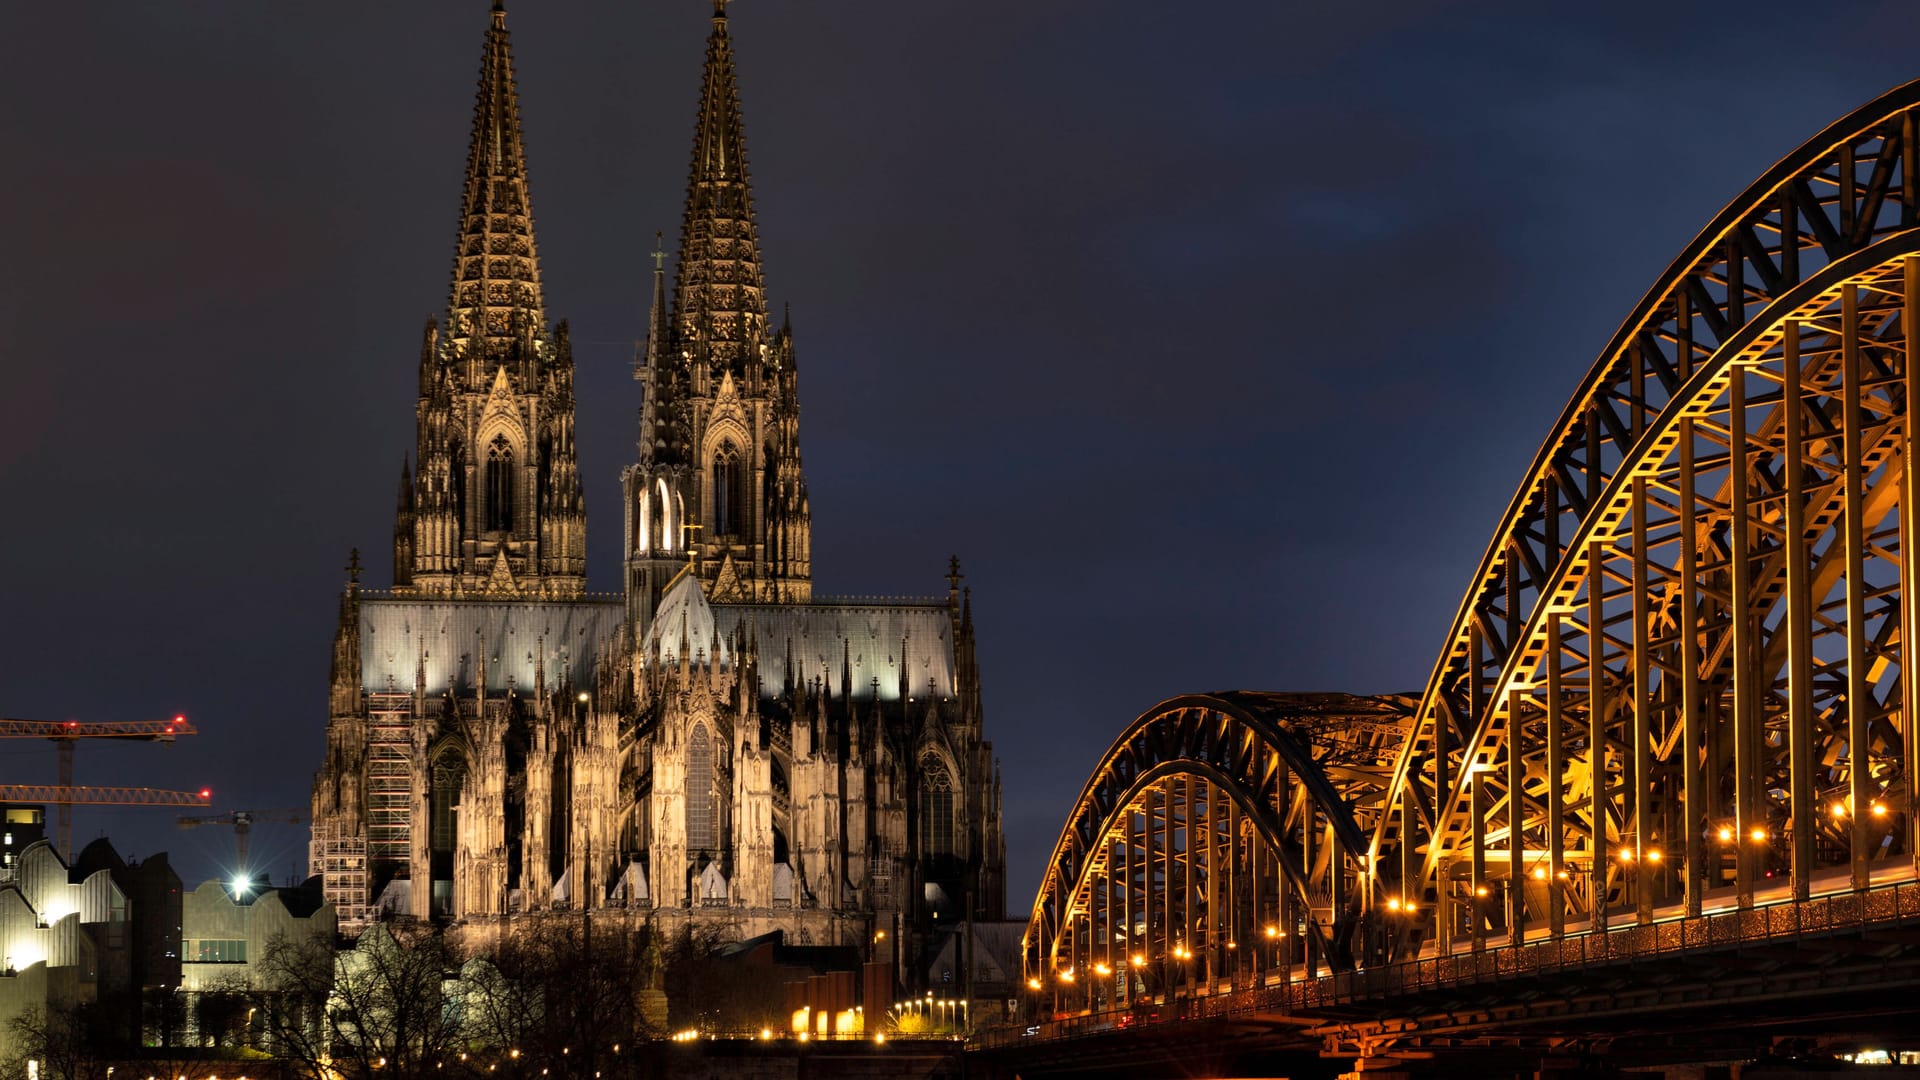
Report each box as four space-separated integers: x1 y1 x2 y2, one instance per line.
979 878 1920 1049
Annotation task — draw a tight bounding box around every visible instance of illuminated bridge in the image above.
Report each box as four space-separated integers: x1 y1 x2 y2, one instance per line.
985 79 1920 1078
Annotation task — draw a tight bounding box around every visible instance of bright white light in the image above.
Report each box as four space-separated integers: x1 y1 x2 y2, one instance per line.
231 875 250 896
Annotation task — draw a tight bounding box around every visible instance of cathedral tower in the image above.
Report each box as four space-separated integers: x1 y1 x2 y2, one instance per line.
398 0 586 600
625 0 810 627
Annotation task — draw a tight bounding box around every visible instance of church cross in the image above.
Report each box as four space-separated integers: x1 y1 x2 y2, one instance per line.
652 232 666 272
680 522 703 569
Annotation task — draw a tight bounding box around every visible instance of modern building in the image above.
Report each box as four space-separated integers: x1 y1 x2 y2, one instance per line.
178 876 334 994
310 0 1004 968
69 840 183 1046
0 840 130 1051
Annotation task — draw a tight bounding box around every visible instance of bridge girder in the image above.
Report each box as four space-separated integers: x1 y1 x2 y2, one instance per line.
1024 76 1920 998
1022 693 1411 1001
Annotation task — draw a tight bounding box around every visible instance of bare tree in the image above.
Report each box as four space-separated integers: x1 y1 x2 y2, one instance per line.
462 915 657 1076
256 921 468 1080
0 1003 106 1080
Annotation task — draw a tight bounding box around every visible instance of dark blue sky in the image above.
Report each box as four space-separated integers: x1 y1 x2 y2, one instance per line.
4 1 1920 910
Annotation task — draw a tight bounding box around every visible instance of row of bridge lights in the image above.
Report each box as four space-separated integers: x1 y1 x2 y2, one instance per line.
1032 925 1296 988
1366 802 1896 913
1037 798 1906 989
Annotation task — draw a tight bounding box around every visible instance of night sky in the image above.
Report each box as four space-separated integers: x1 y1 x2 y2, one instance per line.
6 1 1920 912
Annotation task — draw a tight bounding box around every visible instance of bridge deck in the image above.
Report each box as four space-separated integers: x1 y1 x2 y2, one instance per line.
982 866 1920 1053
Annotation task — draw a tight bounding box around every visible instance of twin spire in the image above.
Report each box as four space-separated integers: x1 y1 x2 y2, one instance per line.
452 2 766 372
451 1 546 361
672 1 769 372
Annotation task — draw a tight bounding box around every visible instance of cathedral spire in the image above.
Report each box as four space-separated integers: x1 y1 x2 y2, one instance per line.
451 0 546 364
673 0 767 371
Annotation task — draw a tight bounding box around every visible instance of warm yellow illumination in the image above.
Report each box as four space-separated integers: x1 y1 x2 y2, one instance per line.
874 1032 886 1044
1386 897 1402 912
875 930 886 941
1058 968 1075 983
1130 954 1145 967
1750 827 1769 843
1093 962 1111 976
1027 976 1042 990
1617 848 1635 862
1532 867 1547 881
759 1029 771 1040
1833 802 1849 818
1646 849 1663 864
1474 886 1489 897
1717 825 1735 842
1872 802 1889 817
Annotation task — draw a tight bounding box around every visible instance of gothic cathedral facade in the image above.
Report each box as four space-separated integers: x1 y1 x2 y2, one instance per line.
310 2 1006 958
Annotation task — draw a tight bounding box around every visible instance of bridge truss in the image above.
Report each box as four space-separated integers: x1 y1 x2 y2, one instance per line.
1024 78 1920 1006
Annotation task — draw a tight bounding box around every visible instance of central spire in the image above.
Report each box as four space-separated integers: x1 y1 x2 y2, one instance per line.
451 1 546 361
673 0 767 371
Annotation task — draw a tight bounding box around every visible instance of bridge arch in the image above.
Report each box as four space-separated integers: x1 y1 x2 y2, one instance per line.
1370 77 1920 956
1024 77 1920 1001
1022 692 1411 1003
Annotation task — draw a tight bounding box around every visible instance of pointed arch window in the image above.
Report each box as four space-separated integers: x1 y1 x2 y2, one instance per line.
687 723 717 852
431 753 467 856
920 757 956 859
712 442 743 539
486 435 515 532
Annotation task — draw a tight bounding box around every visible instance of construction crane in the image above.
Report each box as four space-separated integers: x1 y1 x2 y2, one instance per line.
0 716 201 858
177 809 304 881
0 786 212 806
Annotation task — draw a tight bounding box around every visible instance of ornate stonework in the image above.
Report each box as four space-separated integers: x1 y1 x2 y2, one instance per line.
311 2 1005 967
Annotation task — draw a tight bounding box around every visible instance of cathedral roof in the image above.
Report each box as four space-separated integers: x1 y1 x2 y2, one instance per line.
449 1 547 358
358 596 624 696
671 1 768 371
643 570 959 703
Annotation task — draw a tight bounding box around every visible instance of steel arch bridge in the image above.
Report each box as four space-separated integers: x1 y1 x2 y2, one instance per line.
1023 78 1920 1012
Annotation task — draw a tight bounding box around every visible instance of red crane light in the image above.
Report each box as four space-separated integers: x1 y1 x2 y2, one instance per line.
199 788 211 800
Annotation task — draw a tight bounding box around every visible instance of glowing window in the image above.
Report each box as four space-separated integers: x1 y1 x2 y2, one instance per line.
687 724 716 851
431 756 466 854
712 444 742 538
486 435 514 532
184 939 248 964
920 759 956 858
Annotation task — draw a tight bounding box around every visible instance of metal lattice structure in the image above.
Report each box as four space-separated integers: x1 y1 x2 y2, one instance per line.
1024 78 1920 995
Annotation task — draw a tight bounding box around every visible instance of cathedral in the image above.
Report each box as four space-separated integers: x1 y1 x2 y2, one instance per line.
309 1 1006 958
